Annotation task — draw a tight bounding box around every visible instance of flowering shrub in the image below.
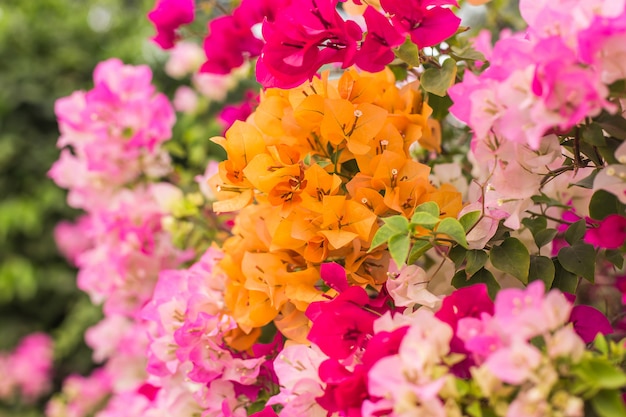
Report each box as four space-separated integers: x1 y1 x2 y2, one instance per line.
42 0 626 416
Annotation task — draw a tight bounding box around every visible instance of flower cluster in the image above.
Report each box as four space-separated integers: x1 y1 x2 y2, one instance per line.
47 60 191 417
449 0 626 229
49 58 175 210
0 333 53 403
209 67 462 340
149 0 461 88
265 278 619 417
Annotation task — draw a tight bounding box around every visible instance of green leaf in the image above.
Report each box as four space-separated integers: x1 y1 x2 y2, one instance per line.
383 215 410 233
410 211 440 229
370 225 395 250
574 357 626 391
421 58 457 97
448 245 467 269
606 249 625 269
466 250 488 277
522 217 548 236
427 93 453 120
407 240 432 264
565 219 587 245
394 37 420 67
552 259 579 293
450 45 486 62
414 201 440 217
594 333 609 356
596 111 626 139
534 228 558 248
451 268 500 299
490 237 530 284
558 242 596 282
591 390 626 417
466 401 482 417
436 217 469 248
459 210 481 232
574 170 598 189
388 64 408 82
529 255 555 288
589 190 626 220
389 234 411 268
582 123 607 146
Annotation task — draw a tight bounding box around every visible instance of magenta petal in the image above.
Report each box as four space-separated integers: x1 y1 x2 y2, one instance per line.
320 262 350 293
570 305 613 343
409 7 461 47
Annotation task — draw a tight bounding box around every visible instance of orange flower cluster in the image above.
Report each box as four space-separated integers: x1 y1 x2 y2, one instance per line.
210 68 462 343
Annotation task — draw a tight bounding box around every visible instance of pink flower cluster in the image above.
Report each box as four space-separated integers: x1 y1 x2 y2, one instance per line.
268 272 613 417
149 0 461 88
49 59 175 210
449 1 626 229
48 60 195 417
0 333 54 403
140 247 281 415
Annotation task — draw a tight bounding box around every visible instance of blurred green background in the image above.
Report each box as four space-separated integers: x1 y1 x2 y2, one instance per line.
0 0 163 413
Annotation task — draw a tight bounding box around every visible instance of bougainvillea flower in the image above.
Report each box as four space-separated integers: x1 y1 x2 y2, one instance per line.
306 285 377 359
355 6 405 72
569 305 614 343
435 283 494 376
257 0 363 88
317 360 368 415
201 15 264 74
584 214 626 249
148 0 195 49
380 0 460 48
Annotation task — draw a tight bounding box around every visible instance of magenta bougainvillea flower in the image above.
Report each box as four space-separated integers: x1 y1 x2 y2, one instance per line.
434 283 494 376
148 0 195 49
257 0 362 88
584 214 626 249
354 7 404 72
380 0 461 48
201 15 263 74
306 285 377 359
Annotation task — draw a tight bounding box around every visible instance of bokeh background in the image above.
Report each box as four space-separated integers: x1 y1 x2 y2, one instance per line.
0 1 164 414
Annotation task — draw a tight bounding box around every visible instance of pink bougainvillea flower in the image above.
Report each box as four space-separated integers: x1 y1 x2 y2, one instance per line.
435 284 494 377
320 262 350 293
257 0 363 88
317 359 368 415
306 285 377 359
218 91 258 134
201 15 264 74
380 0 460 48
569 304 613 343
354 6 404 72
584 214 626 249
148 0 195 49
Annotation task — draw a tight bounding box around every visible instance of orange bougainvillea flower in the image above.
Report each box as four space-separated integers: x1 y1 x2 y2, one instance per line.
210 67 464 342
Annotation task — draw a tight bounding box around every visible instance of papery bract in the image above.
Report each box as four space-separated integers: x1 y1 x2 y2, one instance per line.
148 0 195 49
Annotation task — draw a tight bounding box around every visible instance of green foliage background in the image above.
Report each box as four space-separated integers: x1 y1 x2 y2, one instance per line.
0 0 162 413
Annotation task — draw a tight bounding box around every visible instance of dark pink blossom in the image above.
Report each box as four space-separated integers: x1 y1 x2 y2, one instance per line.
306 286 377 359
257 0 363 88
201 15 264 74
569 305 614 343
380 0 460 48
218 91 258 134
354 7 404 72
317 360 368 416
148 0 195 49
435 284 494 377
584 214 626 249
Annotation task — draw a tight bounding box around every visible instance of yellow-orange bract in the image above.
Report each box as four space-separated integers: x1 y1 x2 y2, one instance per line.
210 68 463 347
